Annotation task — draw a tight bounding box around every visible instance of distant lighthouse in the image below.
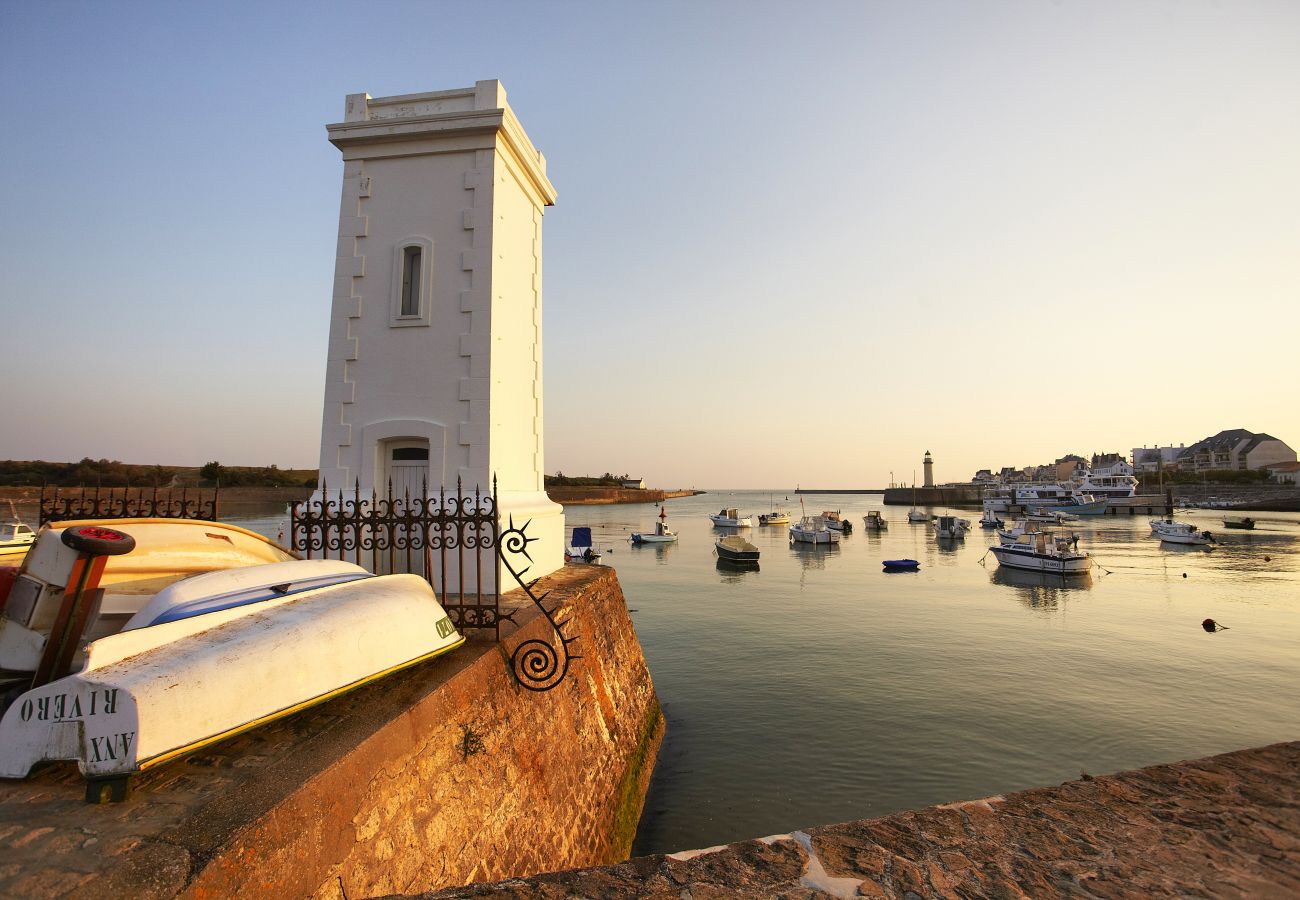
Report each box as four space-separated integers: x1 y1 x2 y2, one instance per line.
923 450 934 488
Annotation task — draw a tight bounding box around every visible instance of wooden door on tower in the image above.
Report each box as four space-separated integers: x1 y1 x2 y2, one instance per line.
387 442 429 497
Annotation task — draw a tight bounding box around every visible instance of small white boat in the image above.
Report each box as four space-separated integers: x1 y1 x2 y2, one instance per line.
1149 519 1215 546
759 496 790 526
998 521 1081 547
715 535 760 563
0 520 36 562
631 508 677 544
907 509 931 524
565 526 603 562
789 516 840 545
862 511 888 531
819 510 851 533
709 507 752 528
990 532 1091 574
1025 508 1075 524
0 521 463 798
933 514 968 540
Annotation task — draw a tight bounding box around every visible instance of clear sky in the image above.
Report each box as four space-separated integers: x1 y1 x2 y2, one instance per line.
2 1 1297 488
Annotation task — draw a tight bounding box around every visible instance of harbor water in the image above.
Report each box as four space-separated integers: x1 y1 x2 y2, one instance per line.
227 491 1300 857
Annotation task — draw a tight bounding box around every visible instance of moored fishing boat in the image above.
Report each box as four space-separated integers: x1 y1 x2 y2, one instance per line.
631 508 678 544
1025 508 1075 524
998 521 1080 547
979 507 1003 529
1222 516 1255 530
789 516 840 545
715 534 760 562
709 507 752 528
862 511 888 531
820 510 852 533
990 532 1091 574
1149 519 1215 546
907 509 931 524
0 521 464 799
0 520 36 562
759 496 790 526
933 514 968 539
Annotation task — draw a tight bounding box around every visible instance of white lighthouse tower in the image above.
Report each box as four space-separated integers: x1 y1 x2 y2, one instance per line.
315 80 564 584
923 450 934 488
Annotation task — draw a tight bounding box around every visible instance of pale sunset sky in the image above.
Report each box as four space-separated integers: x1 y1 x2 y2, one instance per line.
2 1 1296 488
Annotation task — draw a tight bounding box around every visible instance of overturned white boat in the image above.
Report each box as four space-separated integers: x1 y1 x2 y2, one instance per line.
0 520 463 800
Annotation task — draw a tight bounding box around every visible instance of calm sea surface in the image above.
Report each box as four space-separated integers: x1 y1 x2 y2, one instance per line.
226 491 1300 857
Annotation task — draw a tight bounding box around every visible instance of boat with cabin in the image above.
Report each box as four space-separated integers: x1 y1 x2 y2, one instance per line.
0 519 464 799
997 521 1080 547
709 507 752 528
759 497 790 526
1149 519 1215 546
631 508 678 544
990 532 1091 574
979 507 1003 529
862 511 888 531
1222 516 1255 530
789 516 840 545
820 511 851 533
933 514 968 539
0 521 36 562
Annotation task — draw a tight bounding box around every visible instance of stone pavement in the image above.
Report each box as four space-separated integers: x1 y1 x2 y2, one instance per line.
403 740 1300 898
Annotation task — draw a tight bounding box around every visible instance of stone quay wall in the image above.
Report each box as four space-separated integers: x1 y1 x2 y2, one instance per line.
0 565 662 899
407 740 1300 898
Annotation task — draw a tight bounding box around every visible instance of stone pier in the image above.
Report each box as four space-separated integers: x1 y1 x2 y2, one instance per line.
0 566 662 899
406 741 1300 898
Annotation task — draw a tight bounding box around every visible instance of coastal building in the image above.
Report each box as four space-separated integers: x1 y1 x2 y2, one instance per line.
622 478 646 490
1174 429 1296 472
1267 461 1300 484
923 451 934 488
314 80 564 583
1090 453 1135 479
1132 444 1185 474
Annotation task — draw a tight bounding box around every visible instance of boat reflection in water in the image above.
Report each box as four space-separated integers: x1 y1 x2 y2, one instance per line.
788 541 840 571
716 557 759 580
990 565 1093 609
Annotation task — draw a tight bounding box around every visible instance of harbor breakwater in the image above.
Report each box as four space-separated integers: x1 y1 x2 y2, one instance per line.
0 565 662 899
404 740 1300 897
545 488 700 505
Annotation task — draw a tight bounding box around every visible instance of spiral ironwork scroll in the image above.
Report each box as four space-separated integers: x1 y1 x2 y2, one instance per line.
498 512 579 692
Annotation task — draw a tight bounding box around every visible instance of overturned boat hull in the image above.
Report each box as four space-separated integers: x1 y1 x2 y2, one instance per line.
0 572 462 795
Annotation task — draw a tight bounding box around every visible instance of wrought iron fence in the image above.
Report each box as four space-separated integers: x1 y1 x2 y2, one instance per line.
39 484 219 525
36 478 577 691
290 476 505 637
